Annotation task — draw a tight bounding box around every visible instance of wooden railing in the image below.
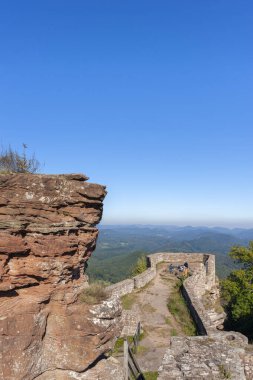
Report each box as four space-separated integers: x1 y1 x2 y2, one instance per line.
124 340 145 380
123 322 145 380
130 321 141 353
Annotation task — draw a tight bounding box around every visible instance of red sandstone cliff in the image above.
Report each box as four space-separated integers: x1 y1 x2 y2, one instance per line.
0 174 122 380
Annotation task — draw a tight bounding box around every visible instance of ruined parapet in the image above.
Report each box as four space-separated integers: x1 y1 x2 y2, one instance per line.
204 253 216 290
147 252 225 333
151 253 253 379
147 252 216 292
147 252 214 277
109 252 223 340
183 271 226 334
106 251 252 379
0 173 122 380
106 278 135 297
134 267 156 289
107 266 157 297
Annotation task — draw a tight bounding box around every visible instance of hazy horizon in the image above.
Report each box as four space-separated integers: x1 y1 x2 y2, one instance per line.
100 221 253 229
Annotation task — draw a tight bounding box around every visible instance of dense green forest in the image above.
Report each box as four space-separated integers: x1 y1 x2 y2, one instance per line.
86 225 253 283
222 241 253 341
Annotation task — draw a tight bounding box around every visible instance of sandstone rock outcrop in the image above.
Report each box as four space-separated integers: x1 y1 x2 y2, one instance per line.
0 173 122 380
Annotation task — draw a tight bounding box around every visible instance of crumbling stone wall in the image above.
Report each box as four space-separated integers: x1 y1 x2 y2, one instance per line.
108 252 221 341
134 267 156 288
147 251 216 289
108 252 218 330
109 251 253 379
107 278 135 297
146 252 224 334
148 254 253 379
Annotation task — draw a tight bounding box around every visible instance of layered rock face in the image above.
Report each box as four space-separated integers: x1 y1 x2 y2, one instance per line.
0 174 122 380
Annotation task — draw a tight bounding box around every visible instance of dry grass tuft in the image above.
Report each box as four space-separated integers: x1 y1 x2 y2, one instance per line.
80 282 109 304
167 280 196 336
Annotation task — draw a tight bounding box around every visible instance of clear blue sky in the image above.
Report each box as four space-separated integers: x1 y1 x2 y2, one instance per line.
0 1 253 227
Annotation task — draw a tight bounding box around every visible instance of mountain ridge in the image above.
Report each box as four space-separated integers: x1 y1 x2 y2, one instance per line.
87 225 253 282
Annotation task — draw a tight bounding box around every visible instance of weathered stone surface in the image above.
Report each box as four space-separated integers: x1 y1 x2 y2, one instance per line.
158 333 253 380
120 309 140 337
0 173 106 292
0 174 122 380
34 357 124 380
107 278 135 297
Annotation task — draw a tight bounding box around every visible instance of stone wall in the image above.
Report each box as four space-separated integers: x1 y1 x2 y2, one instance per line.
109 252 221 342
183 270 225 334
108 252 219 333
107 266 157 297
134 267 156 289
108 252 215 300
107 278 135 297
147 251 205 265
147 252 214 281
107 251 253 379
146 252 224 334
106 251 253 379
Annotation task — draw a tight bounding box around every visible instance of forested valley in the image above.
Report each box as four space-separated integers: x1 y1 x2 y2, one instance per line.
86 225 253 283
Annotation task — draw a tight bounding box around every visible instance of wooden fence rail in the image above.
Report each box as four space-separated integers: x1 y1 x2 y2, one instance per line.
130 321 141 353
123 322 145 380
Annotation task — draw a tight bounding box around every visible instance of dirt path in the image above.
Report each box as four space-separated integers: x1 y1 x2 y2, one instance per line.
129 264 184 372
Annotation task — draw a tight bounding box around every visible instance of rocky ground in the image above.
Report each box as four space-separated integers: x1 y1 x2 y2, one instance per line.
158 333 253 380
120 264 190 372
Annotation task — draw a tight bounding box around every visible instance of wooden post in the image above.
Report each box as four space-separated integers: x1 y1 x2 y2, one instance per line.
124 339 128 380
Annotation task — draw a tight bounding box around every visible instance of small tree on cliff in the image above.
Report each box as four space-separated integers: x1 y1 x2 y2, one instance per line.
0 144 40 174
131 255 147 276
222 241 253 339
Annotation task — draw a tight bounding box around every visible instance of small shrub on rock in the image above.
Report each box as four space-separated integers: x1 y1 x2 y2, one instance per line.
131 256 147 276
0 144 40 174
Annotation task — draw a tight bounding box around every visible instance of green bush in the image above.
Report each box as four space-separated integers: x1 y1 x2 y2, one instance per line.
131 255 147 276
221 241 253 340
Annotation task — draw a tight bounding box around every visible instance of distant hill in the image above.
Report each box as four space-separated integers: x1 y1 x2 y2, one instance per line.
86 225 253 283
